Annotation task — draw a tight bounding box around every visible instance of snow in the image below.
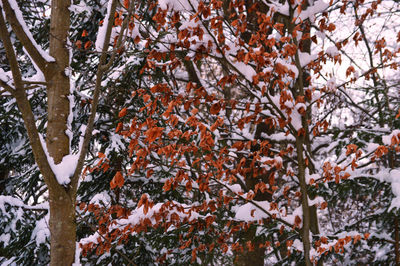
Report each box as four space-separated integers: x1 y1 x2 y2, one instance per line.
95 0 113 52
298 0 329 21
235 202 269 221
72 242 82 266
326 46 339 57
49 153 80 185
292 239 304 252
1 0 54 62
306 172 320 184
227 184 242 194
79 200 202 250
265 0 289 16
0 195 49 213
389 170 400 211
232 61 257 83
65 45 75 154
158 0 199 11
39 134 78 185
382 129 400 146
234 200 302 226
69 3 91 14
0 68 14 88
290 112 303 131
366 142 379 153
0 233 10 246
0 257 17 266
298 51 318 68
308 196 324 206
31 216 50 246
326 77 337 91
270 132 296 142
0 196 49 250
23 47 46 83
90 192 111 205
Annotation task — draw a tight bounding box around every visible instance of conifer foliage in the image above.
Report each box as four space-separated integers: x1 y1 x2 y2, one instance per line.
0 0 400 265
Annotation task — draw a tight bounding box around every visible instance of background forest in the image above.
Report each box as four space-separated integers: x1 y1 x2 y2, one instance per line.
0 0 400 265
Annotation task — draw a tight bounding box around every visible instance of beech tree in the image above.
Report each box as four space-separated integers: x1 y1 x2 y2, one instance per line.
77 0 400 264
1 0 400 265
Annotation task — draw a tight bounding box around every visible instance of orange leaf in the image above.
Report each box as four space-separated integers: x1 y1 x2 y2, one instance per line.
110 171 124 189
145 127 164 143
353 235 361 244
79 202 86 210
81 30 88 37
346 66 355 77
163 179 172 192
346 144 358 155
134 35 141 44
115 122 123 133
185 180 192 192
294 215 302 228
123 0 129 8
210 102 221 115
119 107 127 118
84 41 92 50
232 141 244 151
75 40 82 49
137 194 148 208
143 94 151 102
275 63 288 75
342 172 350 179
396 109 400 119
136 148 147 158
102 163 110 172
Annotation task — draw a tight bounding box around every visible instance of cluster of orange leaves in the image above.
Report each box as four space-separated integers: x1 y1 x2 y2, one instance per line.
321 161 351 184
79 0 394 262
314 233 370 259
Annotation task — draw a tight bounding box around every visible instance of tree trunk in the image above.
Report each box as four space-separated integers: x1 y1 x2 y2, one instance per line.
46 1 76 264
46 0 71 163
296 140 312 266
0 0 119 264
234 227 265 266
49 188 76 266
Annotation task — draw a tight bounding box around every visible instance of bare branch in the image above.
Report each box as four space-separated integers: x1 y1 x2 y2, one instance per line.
22 80 48 85
0 0 52 72
70 0 120 194
0 78 15 95
0 6 57 189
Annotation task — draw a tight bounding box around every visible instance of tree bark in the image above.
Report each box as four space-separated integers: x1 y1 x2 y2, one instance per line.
45 1 77 264
46 0 71 164
49 188 76 266
295 139 312 266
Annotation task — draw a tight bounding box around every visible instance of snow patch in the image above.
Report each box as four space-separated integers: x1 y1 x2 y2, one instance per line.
382 130 400 146
389 170 400 211
95 0 113 52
